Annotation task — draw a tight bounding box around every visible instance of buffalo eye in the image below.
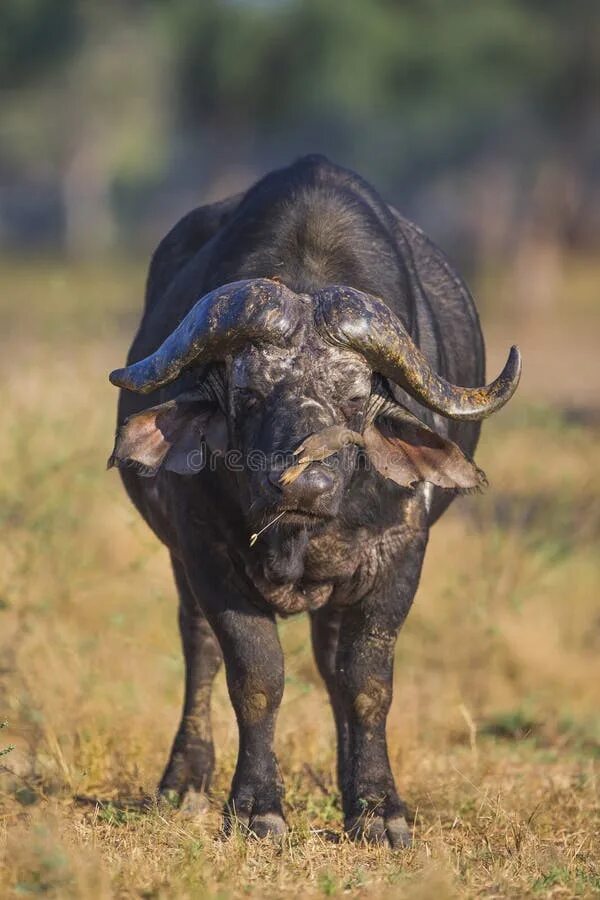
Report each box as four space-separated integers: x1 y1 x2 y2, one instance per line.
341 392 368 418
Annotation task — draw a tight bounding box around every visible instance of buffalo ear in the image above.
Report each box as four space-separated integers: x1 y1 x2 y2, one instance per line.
363 411 486 491
108 396 227 477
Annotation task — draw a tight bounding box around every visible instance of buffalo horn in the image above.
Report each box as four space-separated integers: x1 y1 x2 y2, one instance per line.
315 286 521 421
110 279 300 394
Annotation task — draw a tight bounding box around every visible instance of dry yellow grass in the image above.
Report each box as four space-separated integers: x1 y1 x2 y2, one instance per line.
0 260 598 898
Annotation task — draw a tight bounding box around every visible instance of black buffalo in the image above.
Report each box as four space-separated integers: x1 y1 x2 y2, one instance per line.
109 155 520 846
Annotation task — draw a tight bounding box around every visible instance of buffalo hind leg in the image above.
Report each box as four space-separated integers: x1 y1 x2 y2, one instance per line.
336 524 428 848
159 556 223 813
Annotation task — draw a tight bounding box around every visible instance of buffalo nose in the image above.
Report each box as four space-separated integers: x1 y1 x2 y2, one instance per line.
297 466 335 497
269 464 335 504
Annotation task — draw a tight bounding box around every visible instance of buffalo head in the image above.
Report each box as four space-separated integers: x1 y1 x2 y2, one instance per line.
109 278 520 579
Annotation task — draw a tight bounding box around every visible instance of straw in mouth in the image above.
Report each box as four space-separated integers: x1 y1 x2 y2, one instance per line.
249 511 286 547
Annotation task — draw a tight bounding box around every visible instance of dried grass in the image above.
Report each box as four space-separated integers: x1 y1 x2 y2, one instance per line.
0 261 598 898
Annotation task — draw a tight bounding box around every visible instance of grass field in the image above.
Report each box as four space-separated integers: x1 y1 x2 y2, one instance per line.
0 260 598 898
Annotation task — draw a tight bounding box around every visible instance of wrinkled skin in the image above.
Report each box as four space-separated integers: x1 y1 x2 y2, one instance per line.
229 325 373 585
113 155 497 846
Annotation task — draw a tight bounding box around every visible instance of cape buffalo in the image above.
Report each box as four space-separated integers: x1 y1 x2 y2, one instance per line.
109 155 521 846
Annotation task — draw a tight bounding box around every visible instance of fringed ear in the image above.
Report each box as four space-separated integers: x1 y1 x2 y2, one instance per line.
108 395 227 477
363 406 486 492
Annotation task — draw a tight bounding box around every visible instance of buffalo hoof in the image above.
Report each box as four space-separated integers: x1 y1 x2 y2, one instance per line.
157 787 211 819
248 811 288 840
178 788 211 819
224 802 287 840
346 812 412 849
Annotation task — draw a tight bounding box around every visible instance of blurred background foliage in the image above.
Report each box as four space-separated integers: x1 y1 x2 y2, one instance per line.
0 0 598 285
0 9 599 894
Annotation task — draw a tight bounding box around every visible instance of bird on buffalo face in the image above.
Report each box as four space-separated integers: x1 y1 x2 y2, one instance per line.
108 154 521 847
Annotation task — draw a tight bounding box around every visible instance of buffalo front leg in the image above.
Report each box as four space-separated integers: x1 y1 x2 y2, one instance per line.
177 536 286 838
159 556 223 813
310 608 349 792
336 523 428 848
216 605 286 838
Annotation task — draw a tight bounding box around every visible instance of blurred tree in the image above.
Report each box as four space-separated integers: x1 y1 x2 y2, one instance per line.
162 0 557 163
155 0 598 281
0 1 169 255
0 0 80 89
0 0 597 262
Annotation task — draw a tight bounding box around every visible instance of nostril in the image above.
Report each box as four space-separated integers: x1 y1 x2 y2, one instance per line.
268 463 336 500
287 466 336 502
306 468 335 494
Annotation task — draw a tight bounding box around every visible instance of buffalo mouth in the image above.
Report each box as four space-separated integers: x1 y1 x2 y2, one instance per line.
250 505 333 534
278 508 332 526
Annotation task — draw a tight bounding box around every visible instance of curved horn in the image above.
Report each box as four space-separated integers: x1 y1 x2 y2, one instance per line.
110 279 300 394
315 287 521 421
